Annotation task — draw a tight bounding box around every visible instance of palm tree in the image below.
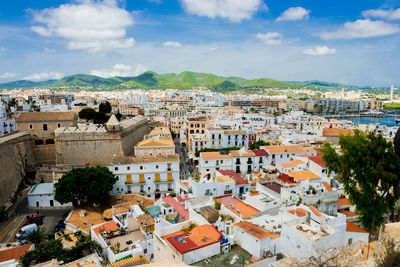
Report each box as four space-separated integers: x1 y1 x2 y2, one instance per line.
25 228 47 246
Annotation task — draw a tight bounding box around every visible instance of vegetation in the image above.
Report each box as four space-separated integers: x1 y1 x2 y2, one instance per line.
322 130 400 236
195 146 241 157
54 166 117 205
99 101 112 113
0 71 315 91
115 110 122 121
181 222 198 233
384 102 400 110
20 235 101 267
25 228 47 246
169 192 176 197
214 200 221 210
93 111 108 124
78 108 97 121
249 140 270 150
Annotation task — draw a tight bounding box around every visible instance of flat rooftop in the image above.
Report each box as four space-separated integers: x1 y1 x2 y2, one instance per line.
29 183 54 195
215 195 260 219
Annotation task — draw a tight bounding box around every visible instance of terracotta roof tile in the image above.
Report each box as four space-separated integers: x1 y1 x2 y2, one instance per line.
323 128 354 137
288 171 320 181
93 221 120 237
217 170 248 185
200 152 232 160
264 145 311 154
236 221 274 240
309 207 323 217
346 220 368 233
251 149 269 156
0 244 33 262
287 208 307 217
322 182 333 192
279 160 305 168
17 111 77 122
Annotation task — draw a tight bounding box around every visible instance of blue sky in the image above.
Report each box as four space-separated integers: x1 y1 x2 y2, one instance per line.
0 0 400 86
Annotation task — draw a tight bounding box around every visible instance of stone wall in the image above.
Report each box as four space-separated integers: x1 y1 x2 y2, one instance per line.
55 116 150 166
0 132 36 208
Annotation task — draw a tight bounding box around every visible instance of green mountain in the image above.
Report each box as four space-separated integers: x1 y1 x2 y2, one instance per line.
0 79 57 89
288 80 366 90
0 71 316 91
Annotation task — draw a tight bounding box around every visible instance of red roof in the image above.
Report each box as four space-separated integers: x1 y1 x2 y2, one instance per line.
307 155 326 168
251 149 268 157
162 196 189 221
346 221 368 233
0 244 33 262
278 174 295 184
217 170 248 185
93 221 120 237
166 225 222 254
309 207 323 217
322 182 333 192
263 183 282 194
287 208 307 217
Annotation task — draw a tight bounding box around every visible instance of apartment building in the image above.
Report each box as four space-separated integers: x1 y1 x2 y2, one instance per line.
109 155 179 199
134 126 175 157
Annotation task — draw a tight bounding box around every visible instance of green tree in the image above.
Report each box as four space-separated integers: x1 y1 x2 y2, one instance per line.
115 110 122 121
250 140 270 150
20 240 67 267
25 228 47 246
322 130 400 236
54 166 117 205
99 101 112 113
214 200 221 210
78 108 96 121
93 112 108 124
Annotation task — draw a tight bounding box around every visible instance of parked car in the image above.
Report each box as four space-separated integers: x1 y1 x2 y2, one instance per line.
26 214 44 226
16 223 38 240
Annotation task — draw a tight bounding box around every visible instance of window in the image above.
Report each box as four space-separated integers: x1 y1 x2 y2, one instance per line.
43 124 48 131
127 166 130 170
29 124 33 129
156 165 159 169
115 167 118 171
140 166 143 170
35 139 44 145
57 123 61 128
45 139 54 144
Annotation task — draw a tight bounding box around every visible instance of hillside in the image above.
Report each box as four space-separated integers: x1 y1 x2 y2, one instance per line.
0 71 316 91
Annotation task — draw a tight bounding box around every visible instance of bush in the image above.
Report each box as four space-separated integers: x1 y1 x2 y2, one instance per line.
214 200 221 210
169 192 176 197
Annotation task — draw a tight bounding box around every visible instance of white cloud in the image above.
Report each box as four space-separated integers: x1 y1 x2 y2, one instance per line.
320 19 400 40
90 64 147 78
163 41 182 48
302 46 336 56
0 73 17 79
23 72 64 81
255 32 283 45
0 47 6 52
209 47 217 51
44 48 56 53
181 0 264 22
362 8 400 21
30 0 134 53
276 7 310 21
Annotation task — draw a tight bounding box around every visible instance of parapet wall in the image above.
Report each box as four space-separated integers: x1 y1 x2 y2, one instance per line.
0 132 36 208
54 116 150 166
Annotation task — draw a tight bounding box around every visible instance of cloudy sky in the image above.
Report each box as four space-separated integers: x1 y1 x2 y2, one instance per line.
0 0 400 86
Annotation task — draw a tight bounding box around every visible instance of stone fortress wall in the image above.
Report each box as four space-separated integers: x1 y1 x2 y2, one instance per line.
54 115 150 166
0 132 36 208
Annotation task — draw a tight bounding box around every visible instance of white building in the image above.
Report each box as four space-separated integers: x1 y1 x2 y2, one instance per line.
28 183 72 208
108 155 180 199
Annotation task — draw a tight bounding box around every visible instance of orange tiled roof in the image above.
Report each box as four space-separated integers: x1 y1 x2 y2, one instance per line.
0 244 33 262
322 182 333 192
279 160 305 168
338 197 351 208
215 195 260 219
323 128 354 137
230 150 255 157
201 152 232 160
309 207 323 217
287 208 307 217
264 145 310 154
288 171 320 181
93 221 120 237
236 221 275 240
346 221 368 233
340 210 358 217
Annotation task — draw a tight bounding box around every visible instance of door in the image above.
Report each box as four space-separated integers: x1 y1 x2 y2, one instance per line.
36 201 39 207
50 200 54 207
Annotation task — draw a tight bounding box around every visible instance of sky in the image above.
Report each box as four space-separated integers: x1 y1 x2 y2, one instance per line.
0 0 400 86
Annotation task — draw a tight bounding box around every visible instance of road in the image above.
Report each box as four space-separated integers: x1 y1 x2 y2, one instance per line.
174 138 192 179
11 197 72 234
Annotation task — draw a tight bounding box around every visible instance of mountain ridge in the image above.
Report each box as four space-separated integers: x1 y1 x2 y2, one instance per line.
0 71 367 91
